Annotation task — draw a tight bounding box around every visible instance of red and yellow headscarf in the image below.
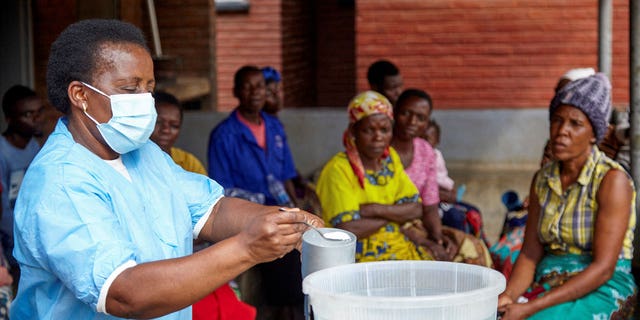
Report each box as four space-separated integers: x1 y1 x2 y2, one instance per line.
343 91 394 189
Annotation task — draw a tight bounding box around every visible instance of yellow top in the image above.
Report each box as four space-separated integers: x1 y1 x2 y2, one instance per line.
316 148 427 262
170 147 207 175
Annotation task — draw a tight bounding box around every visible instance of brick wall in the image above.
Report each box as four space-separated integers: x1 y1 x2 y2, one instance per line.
215 0 282 111
31 1 632 111
152 0 214 78
612 1 630 106
281 1 316 108
315 0 356 107
356 0 630 109
152 0 216 108
215 1 353 110
32 0 216 106
33 0 78 98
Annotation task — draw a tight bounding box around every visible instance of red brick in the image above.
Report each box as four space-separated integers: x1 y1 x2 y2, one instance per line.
356 0 630 109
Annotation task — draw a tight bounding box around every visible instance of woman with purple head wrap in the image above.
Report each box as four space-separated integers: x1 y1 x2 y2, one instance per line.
498 73 637 319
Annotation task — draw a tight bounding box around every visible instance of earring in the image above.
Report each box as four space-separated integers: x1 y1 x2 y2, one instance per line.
82 102 88 112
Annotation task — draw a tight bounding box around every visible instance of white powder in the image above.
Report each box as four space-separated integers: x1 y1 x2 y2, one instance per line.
322 231 350 240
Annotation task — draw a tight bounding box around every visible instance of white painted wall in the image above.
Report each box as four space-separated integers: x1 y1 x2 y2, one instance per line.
177 108 549 175
177 107 549 242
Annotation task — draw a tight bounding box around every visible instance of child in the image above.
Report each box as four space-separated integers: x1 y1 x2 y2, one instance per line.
423 120 488 245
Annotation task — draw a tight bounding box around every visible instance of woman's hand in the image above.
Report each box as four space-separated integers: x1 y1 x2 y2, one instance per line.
279 207 324 251
438 187 457 203
239 206 321 263
423 239 448 261
498 302 534 320
203 197 323 257
441 233 458 260
401 224 449 261
497 292 513 309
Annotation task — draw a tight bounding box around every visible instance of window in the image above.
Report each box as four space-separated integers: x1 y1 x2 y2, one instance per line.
215 0 249 13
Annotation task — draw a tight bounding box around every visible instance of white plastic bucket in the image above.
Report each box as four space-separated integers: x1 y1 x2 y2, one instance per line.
302 260 506 320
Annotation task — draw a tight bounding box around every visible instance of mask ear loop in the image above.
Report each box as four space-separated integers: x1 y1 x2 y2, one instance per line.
82 101 101 125
81 82 110 99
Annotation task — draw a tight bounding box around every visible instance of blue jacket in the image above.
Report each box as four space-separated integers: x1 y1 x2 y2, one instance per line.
208 110 297 205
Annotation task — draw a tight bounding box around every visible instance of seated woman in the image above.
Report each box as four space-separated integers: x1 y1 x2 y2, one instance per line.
492 68 624 281
316 91 424 262
497 73 636 319
316 91 489 266
390 89 491 266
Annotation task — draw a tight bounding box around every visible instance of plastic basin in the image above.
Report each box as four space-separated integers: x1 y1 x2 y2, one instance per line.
302 260 505 320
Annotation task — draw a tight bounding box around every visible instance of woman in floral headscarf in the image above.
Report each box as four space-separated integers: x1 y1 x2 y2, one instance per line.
316 91 493 266
498 73 636 319
316 91 427 262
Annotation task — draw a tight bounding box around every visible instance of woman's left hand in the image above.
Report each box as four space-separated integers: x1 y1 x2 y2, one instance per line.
499 302 534 320
423 239 448 261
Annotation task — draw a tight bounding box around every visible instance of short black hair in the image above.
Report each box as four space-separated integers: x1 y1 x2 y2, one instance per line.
367 59 399 88
153 91 183 122
233 65 262 92
2 85 37 117
395 88 433 114
46 19 150 114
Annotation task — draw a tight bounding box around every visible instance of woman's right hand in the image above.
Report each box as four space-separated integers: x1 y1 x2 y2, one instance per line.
497 292 513 309
401 225 449 261
498 300 534 320
239 206 318 263
423 239 448 261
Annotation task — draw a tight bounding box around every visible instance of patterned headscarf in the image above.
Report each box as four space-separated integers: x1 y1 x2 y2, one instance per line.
344 91 394 188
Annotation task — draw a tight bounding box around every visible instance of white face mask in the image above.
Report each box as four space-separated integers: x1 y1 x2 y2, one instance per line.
81 82 157 154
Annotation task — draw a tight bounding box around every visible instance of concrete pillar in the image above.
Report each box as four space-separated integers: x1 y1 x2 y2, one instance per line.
598 0 612 78
630 0 640 268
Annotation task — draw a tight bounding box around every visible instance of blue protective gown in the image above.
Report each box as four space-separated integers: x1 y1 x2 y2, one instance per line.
11 118 223 319
207 110 297 205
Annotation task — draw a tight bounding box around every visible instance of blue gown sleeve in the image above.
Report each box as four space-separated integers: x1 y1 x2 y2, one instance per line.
160 148 224 230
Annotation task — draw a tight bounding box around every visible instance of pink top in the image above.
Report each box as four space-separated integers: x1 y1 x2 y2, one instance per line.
404 138 440 206
433 148 455 191
236 112 266 149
